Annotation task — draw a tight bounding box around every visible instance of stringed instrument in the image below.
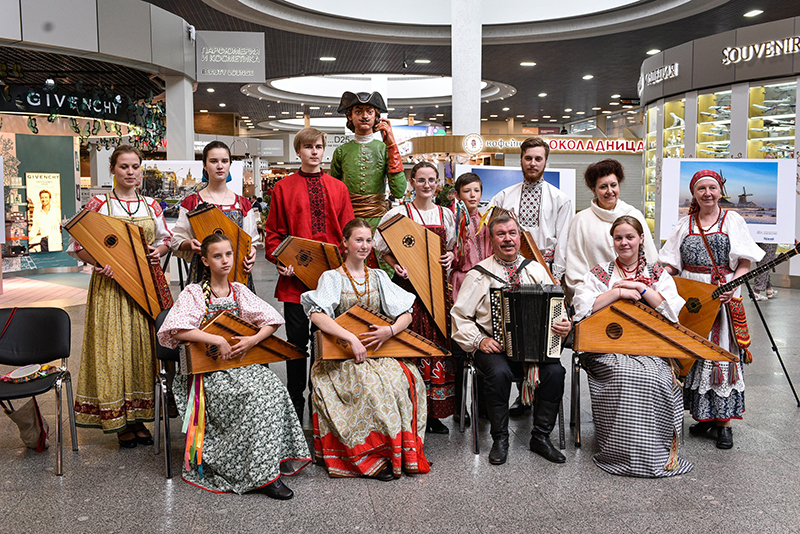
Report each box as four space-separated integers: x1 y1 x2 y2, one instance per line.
182 311 307 374
674 242 800 338
377 213 450 337
487 206 557 283
313 304 451 360
64 209 173 320
272 236 343 290
187 204 252 285
573 299 738 375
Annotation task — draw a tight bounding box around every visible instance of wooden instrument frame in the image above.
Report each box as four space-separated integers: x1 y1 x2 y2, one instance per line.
377 213 450 337
574 299 738 374
313 304 451 360
64 209 172 320
187 204 252 285
182 311 307 374
272 236 343 290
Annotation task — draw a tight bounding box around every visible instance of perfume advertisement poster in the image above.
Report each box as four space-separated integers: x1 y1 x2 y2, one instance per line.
26 172 63 253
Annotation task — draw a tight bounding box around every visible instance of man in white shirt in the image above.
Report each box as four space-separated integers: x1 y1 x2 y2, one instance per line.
29 189 62 252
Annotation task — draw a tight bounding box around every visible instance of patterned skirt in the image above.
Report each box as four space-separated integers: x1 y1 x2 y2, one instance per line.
174 365 311 494
393 276 455 419
585 353 693 478
74 273 156 432
311 358 430 478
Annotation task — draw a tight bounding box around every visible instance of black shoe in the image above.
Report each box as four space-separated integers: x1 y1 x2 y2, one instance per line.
264 477 294 500
118 430 137 449
374 464 396 481
689 420 715 437
509 395 531 417
489 437 509 465
716 426 733 449
453 411 471 428
529 433 566 463
426 417 449 434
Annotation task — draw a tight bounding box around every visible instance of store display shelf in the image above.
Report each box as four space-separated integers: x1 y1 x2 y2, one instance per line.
749 112 796 121
749 135 795 142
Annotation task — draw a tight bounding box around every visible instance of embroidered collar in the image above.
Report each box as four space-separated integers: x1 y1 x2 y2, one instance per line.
298 170 323 178
493 254 522 268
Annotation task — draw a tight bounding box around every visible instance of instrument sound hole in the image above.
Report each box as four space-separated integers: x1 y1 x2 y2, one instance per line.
104 235 117 248
296 249 313 267
685 297 702 314
605 322 623 340
402 235 415 248
207 344 219 360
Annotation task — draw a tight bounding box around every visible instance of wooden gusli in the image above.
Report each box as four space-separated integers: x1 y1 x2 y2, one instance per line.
182 311 307 374
674 242 800 337
487 206 556 283
272 236 343 290
313 304 451 360
573 299 738 374
64 209 173 320
377 213 449 337
187 204 252 285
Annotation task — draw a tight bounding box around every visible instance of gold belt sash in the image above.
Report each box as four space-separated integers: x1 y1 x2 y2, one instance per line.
350 193 387 219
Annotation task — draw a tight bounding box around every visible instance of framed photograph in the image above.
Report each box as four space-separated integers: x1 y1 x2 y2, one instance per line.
453 165 576 211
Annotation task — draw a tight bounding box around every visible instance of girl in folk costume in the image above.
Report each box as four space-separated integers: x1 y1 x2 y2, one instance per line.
171 140 259 290
573 216 693 477
69 145 172 446
157 234 310 499
660 170 764 449
301 219 430 481
373 162 457 434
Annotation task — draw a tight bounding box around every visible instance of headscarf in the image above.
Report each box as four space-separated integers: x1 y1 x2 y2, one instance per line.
688 169 726 215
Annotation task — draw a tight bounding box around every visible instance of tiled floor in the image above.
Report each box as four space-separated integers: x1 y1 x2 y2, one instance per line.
2 257 800 534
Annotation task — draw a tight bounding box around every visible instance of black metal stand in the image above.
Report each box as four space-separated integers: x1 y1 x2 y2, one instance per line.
743 280 800 407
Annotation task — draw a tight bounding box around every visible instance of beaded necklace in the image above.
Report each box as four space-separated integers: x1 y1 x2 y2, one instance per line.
112 188 142 217
342 262 370 299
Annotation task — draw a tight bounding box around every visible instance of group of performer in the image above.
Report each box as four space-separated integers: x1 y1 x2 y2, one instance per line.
65 89 766 500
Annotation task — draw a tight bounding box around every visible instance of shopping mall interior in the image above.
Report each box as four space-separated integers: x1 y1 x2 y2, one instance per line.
2 1 800 532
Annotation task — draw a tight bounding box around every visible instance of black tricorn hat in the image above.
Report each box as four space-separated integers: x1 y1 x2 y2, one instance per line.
337 91 388 114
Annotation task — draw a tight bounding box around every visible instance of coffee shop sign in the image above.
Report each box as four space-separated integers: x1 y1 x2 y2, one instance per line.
485 137 643 154
722 36 800 65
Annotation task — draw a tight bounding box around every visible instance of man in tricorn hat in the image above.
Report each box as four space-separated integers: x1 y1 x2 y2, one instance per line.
331 91 407 236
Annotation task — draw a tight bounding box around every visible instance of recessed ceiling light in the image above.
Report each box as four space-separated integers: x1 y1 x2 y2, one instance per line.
320 57 336 61
549 119 557 122
268 115 276 118
592 107 602 110
387 107 395 111
415 59 431 64
502 107 509 111
602 110 612 114
281 112 290 115
576 111 585 115
199 109 208 113
562 115 570 118
241 116 249 119
531 118 538 122
273 129 279 132
538 93 547 97
516 115 524 118
429 117 437 120
622 105 634 109
409 106 413 109
324 112 332 115
219 103 226 107
309 106 320 110
207 88 215 93
564 108 572 112
611 94 621 99
609 102 620 106
542 115 551 118
435 105 439 108
744 9 763 17
646 49 661 55
481 118 488 121
582 75 594 80
409 113 416 116
490 114 498 118
520 62 537 67
436 113 444 116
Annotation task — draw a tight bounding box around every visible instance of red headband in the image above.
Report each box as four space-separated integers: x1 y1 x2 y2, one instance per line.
689 169 724 192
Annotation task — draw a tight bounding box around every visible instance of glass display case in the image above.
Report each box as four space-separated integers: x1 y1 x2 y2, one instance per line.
747 81 796 159
3 176 29 258
644 106 658 235
663 98 685 159
697 89 731 159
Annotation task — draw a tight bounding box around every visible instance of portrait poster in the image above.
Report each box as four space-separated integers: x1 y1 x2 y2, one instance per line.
660 158 796 243
25 172 63 253
454 164 577 212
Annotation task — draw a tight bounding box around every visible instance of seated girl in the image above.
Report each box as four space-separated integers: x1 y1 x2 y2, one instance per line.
571 215 694 478
157 233 311 499
301 219 430 481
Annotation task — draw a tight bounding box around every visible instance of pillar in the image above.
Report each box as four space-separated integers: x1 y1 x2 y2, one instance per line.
90 147 112 186
451 0 481 136
165 75 195 160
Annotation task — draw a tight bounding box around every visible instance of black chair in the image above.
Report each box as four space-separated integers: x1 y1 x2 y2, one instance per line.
0 307 78 475
152 308 180 479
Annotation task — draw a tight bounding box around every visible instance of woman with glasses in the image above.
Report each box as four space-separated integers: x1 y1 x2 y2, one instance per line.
373 161 457 434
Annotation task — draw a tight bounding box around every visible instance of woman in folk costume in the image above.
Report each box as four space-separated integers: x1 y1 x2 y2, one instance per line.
660 170 764 449
573 216 693 477
302 219 430 481
564 159 658 296
69 145 171 447
373 161 457 434
171 140 259 290
157 233 310 499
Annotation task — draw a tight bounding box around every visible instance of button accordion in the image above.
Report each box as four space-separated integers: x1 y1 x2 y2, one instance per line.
489 284 566 363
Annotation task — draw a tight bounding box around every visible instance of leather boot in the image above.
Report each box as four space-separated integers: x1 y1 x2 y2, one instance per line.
487 405 509 465
716 426 733 449
689 420 715 437
530 398 566 463
509 394 531 417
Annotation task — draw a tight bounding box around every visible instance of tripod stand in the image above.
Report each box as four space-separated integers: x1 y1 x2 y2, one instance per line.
743 280 800 407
